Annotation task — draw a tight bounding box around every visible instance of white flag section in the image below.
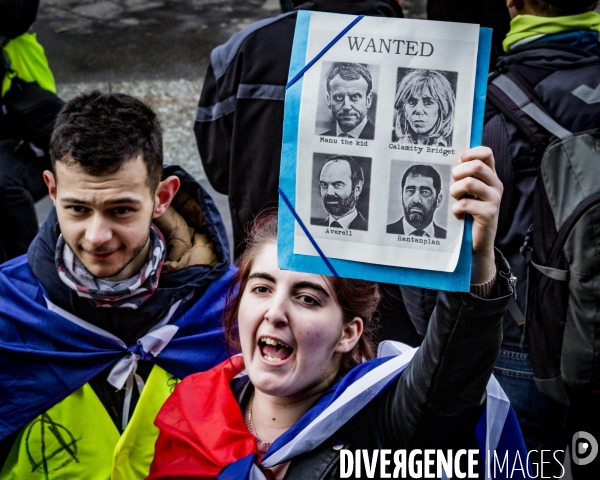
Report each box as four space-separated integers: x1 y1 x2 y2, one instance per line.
292 12 480 272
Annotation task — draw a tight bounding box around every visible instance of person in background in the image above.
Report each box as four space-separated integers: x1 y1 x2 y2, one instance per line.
484 1 600 476
427 0 511 69
195 0 421 350
403 1 600 476
0 0 64 263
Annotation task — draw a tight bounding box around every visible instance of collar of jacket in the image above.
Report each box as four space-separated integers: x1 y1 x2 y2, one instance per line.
26 165 231 338
503 11 600 52
292 0 403 18
497 30 600 74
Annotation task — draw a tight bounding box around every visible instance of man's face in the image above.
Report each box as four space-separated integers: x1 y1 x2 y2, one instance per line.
402 174 442 230
45 156 161 281
327 74 372 133
319 161 362 219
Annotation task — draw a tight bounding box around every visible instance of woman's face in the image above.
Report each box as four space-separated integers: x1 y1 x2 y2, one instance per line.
404 86 440 136
238 242 362 401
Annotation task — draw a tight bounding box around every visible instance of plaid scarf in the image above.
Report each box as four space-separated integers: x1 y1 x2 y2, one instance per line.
55 225 166 309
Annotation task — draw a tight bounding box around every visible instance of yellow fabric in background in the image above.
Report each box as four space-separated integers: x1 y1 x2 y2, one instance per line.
503 12 600 51
1 33 56 97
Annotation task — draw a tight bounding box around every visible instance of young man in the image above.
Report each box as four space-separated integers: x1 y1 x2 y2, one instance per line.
0 91 234 478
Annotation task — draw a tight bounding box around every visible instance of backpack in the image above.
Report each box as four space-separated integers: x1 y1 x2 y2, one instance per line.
488 69 600 406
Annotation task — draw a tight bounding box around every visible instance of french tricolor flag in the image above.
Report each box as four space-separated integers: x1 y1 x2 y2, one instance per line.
149 342 527 479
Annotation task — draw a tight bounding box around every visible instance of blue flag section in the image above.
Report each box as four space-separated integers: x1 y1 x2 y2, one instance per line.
0 255 234 439
278 11 493 291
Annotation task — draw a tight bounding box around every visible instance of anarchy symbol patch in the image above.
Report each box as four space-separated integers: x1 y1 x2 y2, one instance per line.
25 413 80 477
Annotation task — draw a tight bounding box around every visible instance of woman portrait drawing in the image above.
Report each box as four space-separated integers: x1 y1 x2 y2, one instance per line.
393 69 456 147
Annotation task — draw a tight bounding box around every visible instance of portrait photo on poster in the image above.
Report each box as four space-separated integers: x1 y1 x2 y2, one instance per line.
386 160 450 241
392 68 458 148
310 152 372 232
315 62 379 141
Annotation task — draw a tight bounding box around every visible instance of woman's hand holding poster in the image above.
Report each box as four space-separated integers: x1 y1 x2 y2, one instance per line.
279 11 491 291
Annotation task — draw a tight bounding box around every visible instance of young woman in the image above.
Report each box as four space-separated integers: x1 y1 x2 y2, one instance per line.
393 69 456 147
148 148 517 479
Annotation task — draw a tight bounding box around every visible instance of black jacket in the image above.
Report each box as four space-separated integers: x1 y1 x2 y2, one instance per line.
195 0 402 257
233 251 513 479
401 34 600 346
482 35 600 346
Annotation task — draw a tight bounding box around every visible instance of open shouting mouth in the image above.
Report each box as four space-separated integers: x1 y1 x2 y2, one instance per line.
259 337 294 364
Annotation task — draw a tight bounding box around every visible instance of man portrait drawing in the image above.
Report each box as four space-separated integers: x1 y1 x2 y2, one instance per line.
321 63 375 140
311 155 368 231
387 164 446 239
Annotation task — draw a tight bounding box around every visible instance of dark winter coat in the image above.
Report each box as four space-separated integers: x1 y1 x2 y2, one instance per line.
194 0 403 256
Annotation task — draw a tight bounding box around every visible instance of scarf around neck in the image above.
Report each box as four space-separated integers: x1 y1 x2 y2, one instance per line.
503 12 600 51
55 224 166 309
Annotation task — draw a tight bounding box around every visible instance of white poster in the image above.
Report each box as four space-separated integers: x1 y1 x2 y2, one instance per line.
292 13 480 272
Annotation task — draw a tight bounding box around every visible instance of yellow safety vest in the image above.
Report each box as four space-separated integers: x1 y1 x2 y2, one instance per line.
1 32 56 97
0 365 179 480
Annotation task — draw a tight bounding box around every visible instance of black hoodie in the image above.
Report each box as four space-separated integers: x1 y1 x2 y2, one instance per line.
195 0 403 257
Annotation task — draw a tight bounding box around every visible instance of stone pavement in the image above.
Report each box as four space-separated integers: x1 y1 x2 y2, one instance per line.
37 0 278 83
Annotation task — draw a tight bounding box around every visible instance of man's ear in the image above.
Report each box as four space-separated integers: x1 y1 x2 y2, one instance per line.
43 170 57 204
153 175 180 219
436 193 443 209
366 92 373 109
354 181 363 198
506 0 524 12
335 317 364 354
326 93 332 109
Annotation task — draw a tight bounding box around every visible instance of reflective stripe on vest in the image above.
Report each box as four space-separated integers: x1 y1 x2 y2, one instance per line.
0 365 179 480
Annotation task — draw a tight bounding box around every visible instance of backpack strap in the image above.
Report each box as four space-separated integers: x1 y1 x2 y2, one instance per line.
490 72 573 140
487 71 574 332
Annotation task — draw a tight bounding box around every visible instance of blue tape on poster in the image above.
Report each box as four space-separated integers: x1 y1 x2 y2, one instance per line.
278 11 492 291
286 15 364 90
279 187 339 278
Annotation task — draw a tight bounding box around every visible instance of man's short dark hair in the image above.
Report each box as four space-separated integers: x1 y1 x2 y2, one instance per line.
401 165 441 197
320 155 364 190
530 0 598 16
326 63 373 96
50 91 163 192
